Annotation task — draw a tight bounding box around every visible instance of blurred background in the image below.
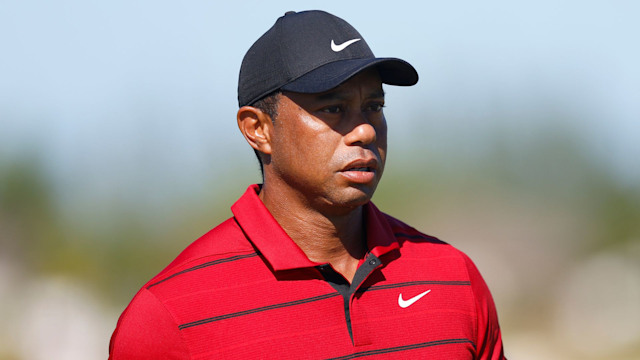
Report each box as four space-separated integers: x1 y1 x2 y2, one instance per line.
1 0 639 359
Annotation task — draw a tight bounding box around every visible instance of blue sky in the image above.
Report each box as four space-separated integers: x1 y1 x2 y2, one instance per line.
1 0 639 206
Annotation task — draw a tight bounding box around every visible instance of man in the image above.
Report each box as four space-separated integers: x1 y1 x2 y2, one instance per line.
109 10 505 359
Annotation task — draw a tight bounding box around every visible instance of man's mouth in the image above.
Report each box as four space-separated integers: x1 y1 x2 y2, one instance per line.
346 167 374 172
340 160 378 184
342 158 378 172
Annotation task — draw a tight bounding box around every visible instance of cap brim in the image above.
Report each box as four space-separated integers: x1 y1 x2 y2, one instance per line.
281 58 418 94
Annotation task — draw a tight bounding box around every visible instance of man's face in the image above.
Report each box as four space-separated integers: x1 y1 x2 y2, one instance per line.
267 69 387 213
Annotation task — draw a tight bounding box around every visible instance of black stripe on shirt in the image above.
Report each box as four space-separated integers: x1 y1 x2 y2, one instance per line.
147 252 259 289
324 338 476 360
358 280 471 293
178 292 340 330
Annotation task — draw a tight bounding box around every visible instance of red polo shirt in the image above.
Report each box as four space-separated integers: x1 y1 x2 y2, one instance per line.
109 185 505 359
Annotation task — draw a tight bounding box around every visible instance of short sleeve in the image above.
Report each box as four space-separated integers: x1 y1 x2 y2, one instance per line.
109 288 190 359
461 252 506 360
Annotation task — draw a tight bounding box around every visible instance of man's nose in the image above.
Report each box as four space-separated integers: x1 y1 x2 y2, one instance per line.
343 112 377 146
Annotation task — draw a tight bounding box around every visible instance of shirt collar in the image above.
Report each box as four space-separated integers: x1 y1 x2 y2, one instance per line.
231 184 399 271
364 201 400 258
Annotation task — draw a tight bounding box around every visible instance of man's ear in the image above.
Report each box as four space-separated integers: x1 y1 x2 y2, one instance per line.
237 106 273 155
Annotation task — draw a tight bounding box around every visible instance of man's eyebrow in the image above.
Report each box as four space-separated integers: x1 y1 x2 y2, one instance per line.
369 89 385 99
315 91 347 102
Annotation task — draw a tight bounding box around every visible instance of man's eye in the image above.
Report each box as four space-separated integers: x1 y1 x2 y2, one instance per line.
367 103 385 112
322 105 343 114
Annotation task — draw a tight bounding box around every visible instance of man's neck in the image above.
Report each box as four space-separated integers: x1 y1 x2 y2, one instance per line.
259 184 367 283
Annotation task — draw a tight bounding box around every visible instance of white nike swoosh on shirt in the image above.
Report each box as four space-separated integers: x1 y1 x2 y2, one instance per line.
398 289 431 308
331 38 361 52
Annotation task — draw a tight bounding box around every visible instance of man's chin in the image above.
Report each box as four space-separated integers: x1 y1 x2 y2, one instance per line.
320 186 376 213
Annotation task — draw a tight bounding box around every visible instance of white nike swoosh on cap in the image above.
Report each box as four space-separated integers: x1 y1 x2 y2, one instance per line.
398 289 431 308
331 38 361 52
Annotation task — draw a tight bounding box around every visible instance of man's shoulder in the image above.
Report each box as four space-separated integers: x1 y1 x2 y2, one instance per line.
380 211 472 263
144 216 257 291
110 216 261 358
378 211 489 298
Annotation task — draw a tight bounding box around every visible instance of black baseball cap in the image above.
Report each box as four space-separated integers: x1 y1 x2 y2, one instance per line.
238 10 418 107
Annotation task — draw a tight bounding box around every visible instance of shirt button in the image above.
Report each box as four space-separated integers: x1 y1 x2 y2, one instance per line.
369 259 377 265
